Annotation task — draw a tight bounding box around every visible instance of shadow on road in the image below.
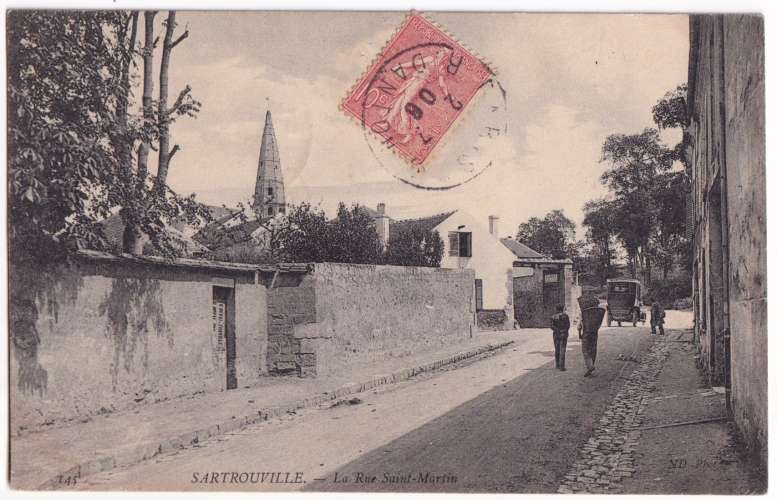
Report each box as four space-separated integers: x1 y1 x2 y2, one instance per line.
526 350 555 357
306 328 654 493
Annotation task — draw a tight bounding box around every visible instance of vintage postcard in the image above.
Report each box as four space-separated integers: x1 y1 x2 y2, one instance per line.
5 8 767 494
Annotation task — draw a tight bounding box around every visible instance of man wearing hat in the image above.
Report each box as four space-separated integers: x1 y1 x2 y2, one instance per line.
550 304 571 371
650 299 666 335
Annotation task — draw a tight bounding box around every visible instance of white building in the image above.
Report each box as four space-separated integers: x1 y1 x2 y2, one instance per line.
380 206 518 329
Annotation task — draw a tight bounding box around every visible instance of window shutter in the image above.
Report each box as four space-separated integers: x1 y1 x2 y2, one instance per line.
448 231 459 256
458 232 472 257
685 189 695 241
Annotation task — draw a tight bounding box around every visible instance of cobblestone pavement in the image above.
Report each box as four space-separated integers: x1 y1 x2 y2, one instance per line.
557 337 671 494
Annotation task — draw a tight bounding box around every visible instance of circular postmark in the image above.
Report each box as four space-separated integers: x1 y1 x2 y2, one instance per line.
356 42 508 190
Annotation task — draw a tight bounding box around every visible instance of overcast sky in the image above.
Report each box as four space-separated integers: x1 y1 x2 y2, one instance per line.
163 11 688 237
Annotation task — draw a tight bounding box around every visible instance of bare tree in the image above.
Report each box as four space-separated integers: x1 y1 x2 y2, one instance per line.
120 10 202 255
155 11 190 191
123 11 157 254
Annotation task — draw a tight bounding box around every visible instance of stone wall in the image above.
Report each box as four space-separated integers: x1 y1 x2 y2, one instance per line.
264 272 318 376
9 258 266 434
513 262 577 328
722 15 766 467
476 309 508 330
513 268 546 327
688 14 766 467
265 263 476 377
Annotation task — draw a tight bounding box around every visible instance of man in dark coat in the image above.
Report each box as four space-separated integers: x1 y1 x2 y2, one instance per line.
650 300 666 335
550 304 570 371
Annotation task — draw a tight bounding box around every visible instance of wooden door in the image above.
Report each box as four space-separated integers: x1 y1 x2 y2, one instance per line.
542 270 562 324
213 287 237 390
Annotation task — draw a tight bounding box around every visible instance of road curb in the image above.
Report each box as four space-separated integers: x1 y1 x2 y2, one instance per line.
37 339 514 490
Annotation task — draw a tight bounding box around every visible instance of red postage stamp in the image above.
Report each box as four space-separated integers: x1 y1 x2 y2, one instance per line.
341 13 494 165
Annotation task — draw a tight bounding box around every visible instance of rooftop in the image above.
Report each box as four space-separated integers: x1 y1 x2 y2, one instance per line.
99 204 238 252
500 238 545 259
389 211 457 235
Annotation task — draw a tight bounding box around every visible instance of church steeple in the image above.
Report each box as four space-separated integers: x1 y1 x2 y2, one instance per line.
253 109 285 219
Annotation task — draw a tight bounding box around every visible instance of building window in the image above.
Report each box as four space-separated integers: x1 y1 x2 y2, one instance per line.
448 231 472 257
268 206 274 216
268 187 274 196
475 279 484 310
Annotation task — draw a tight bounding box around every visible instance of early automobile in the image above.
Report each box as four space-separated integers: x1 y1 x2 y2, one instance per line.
605 278 646 327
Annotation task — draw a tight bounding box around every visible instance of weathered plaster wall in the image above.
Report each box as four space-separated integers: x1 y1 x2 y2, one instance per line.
235 283 268 385
688 14 766 467
309 263 476 376
722 14 767 466
9 260 266 434
689 15 722 385
689 15 730 386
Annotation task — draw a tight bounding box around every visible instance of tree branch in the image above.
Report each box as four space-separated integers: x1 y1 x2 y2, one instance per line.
168 144 180 163
170 29 189 49
168 85 192 115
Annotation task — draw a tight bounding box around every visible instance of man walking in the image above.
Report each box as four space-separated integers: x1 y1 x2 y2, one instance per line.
550 304 570 371
577 295 606 377
651 299 666 335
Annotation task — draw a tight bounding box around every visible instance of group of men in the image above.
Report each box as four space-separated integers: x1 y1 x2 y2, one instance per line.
549 298 666 377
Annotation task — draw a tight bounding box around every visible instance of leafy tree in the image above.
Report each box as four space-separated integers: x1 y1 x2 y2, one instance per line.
599 128 675 282
8 11 130 263
582 198 618 285
649 170 690 278
516 209 578 260
274 203 331 262
271 203 381 264
652 84 688 130
580 84 690 288
115 10 204 255
327 203 383 264
652 84 690 171
385 225 444 267
651 84 691 277
8 10 206 262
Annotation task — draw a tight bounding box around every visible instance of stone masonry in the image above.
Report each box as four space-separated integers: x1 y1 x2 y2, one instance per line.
557 339 671 493
687 14 766 466
264 263 476 378
264 272 317 377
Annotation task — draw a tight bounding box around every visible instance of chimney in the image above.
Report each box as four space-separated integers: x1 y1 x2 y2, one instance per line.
488 215 500 238
375 203 390 250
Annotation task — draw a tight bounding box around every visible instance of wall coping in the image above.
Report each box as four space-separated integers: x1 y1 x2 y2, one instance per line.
76 250 311 275
513 258 573 266
312 261 475 275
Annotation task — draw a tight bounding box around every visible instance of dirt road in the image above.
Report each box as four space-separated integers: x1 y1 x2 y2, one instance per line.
76 322 666 492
